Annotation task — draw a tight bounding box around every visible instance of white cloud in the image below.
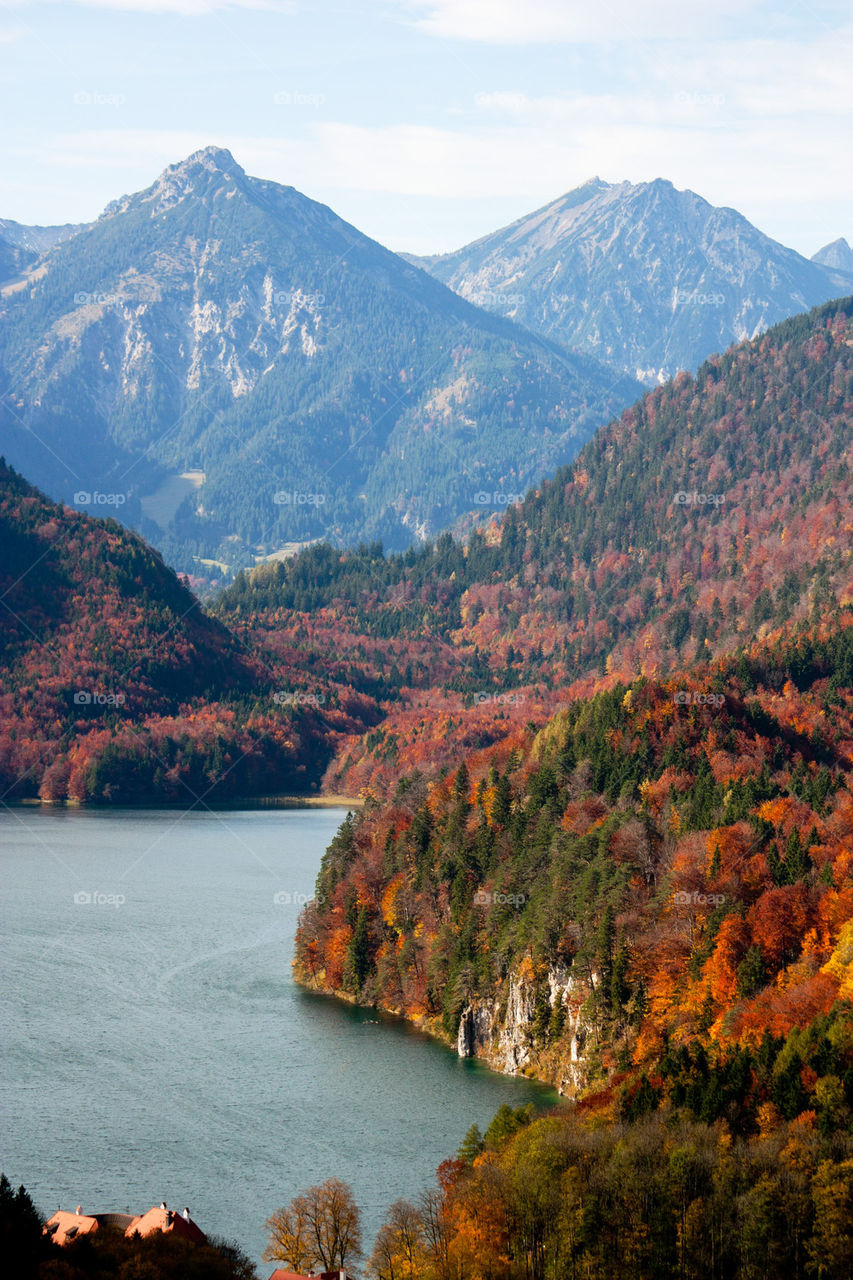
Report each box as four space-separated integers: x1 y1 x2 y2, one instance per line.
398 0 762 44
466 28 853 127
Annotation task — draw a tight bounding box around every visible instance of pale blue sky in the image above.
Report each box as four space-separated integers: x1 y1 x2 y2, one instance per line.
1 0 850 255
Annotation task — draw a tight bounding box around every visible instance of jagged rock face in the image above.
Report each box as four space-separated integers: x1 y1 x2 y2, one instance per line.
457 964 594 1095
411 178 847 385
0 147 639 573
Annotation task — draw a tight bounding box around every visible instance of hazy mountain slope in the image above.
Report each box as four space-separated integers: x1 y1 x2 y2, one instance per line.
0 219 85 254
409 178 847 384
0 219 86 285
812 236 853 275
0 148 639 577
0 239 31 284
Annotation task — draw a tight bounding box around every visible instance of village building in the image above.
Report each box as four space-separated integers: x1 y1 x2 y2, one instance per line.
43 1202 206 1247
268 1271 352 1280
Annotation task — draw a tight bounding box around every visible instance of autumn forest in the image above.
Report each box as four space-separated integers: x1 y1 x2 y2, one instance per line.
2 296 852 1279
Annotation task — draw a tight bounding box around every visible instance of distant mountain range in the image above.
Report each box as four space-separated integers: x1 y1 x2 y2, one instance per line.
407 178 849 384
0 218 86 284
2 155 850 580
0 217 85 256
0 148 639 579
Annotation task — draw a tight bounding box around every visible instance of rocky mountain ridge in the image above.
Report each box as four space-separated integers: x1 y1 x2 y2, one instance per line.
409 177 848 383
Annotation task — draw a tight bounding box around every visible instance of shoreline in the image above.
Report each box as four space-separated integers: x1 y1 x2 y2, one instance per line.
293 969 565 1100
295 976 564 1105
4 793 364 812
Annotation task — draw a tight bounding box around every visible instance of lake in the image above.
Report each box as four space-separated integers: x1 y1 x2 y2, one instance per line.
0 806 557 1270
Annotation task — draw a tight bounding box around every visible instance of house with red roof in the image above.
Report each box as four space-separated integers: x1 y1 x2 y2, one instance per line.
44 1202 206 1248
43 1209 101 1246
125 1203 207 1244
268 1271 352 1280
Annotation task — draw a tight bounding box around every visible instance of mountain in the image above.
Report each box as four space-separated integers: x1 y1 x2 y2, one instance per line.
408 177 848 384
295 619 853 1094
0 219 85 255
0 239 29 286
0 219 86 286
812 236 853 277
0 458 380 803
0 147 640 579
282 301 853 1118
218 295 853 797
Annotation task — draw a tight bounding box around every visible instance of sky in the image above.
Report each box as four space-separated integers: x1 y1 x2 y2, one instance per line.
0 0 851 257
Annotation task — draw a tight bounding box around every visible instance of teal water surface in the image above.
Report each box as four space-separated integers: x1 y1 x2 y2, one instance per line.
0 806 557 1269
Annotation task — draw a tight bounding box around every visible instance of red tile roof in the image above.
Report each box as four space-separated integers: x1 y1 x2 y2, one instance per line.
125 1205 207 1244
43 1210 99 1246
45 1204 206 1249
268 1271 351 1280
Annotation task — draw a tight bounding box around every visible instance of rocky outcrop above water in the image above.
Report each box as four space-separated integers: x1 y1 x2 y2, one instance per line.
456 964 597 1097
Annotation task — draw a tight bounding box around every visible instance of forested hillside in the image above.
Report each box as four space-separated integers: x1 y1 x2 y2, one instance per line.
369 1097 853 1280
219 295 853 795
295 616 853 1108
0 461 378 803
284 295 853 1133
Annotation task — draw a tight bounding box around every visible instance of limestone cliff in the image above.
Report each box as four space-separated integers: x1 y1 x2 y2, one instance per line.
455 964 598 1096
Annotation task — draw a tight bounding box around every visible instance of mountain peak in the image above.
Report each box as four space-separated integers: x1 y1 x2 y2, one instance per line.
557 176 611 203
102 146 246 220
413 176 846 386
812 236 853 274
166 145 243 180
640 176 680 198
